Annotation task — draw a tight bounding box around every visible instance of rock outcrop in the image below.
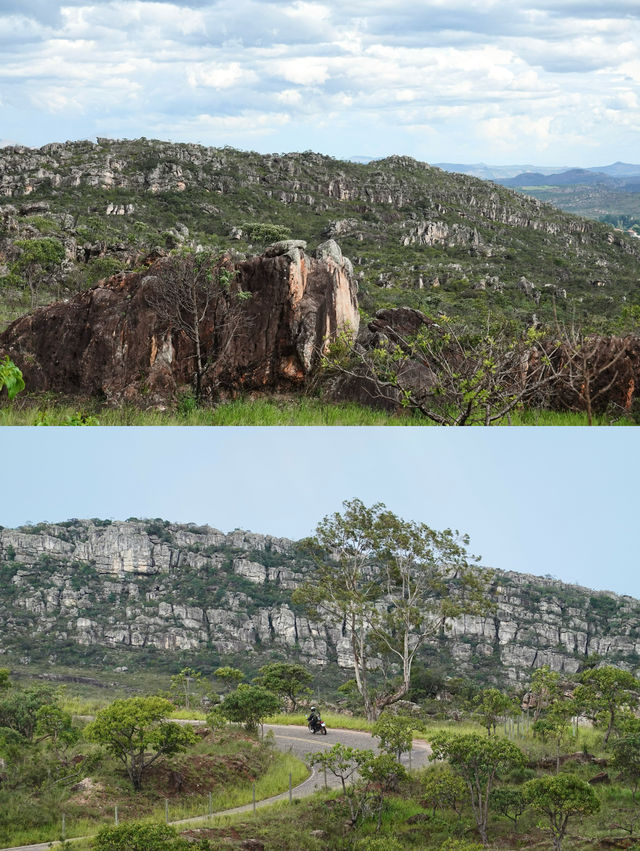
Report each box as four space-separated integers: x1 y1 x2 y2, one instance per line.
1 519 639 685
0 241 358 404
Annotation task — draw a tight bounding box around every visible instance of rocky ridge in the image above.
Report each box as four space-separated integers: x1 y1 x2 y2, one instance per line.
1 138 639 335
1 520 639 685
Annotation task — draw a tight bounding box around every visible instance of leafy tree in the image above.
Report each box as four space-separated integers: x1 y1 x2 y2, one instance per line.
255 662 312 711
532 698 576 773
219 684 280 734
145 249 251 402
11 237 65 306
371 713 415 762
0 685 57 740
473 688 518 736
0 357 25 401
357 751 407 830
214 666 245 691
0 670 10 691
610 724 640 804
429 732 526 845
169 666 204 710
421 764 467 816
34 705 79 760
574 665 640 744
523 774 600 851
490 787 528 831
527 665 562 722
293 499 487 720
84 697 197 791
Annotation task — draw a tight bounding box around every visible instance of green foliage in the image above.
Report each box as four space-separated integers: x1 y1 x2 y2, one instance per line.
84 696 197 790
490 787 527 829
421 764 467 816
473 687 517 735
0 356 25 400
371 713 416 761
240 222 292 245
574 665 640 743
610 724 640 802
523 774 600 851
0 669 10 691
169 667 205 710
255 662 312 711
214 666 245 689
93 822 187 851
219 684 281 733
429 732 526 844
0 684 58 740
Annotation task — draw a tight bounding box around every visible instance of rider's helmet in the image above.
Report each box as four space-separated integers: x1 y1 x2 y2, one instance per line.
310 706 316 711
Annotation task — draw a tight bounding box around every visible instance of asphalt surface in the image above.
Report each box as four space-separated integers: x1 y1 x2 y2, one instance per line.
0 724 432 851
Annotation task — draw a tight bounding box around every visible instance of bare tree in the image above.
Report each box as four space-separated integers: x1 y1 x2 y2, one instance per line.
326 318 559 425
145 250 251 401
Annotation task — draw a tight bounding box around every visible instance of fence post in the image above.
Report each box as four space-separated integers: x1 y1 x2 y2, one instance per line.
324 765 327 790
165 798 169 824
115 805 119 826
289 771 292 803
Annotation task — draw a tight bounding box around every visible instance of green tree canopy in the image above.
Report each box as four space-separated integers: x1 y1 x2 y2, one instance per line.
523 774 600 851
255 662 312 711
429 732 526 845
574 665 640 744
473 687 518 736
293 498 487 721
219 684 280 734
84 697 197 790
371 713 415 761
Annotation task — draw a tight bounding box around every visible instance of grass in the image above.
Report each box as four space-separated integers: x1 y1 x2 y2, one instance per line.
0 742 308 848
1 395 634 425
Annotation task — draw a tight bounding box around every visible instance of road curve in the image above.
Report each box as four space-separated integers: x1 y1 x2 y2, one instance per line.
0 725 431 851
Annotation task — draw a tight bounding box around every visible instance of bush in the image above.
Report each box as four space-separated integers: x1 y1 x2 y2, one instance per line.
93 823 185 851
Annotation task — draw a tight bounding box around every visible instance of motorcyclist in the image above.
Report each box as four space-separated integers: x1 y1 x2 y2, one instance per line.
307 705 321 731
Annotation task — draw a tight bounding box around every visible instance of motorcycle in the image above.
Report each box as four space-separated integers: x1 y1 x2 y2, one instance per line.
308 717 327 735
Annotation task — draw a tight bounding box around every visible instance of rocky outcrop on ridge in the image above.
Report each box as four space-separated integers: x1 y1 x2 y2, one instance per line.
1 519 639 686
0 239 358 404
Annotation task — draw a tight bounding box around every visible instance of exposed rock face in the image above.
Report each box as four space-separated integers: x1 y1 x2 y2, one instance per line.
1 519 639 685
0 243 358 404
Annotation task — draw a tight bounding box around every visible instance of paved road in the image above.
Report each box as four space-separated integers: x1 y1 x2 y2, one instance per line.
0 725 431 851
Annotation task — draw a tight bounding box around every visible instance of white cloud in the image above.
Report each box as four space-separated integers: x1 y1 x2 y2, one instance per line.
187 62 258 89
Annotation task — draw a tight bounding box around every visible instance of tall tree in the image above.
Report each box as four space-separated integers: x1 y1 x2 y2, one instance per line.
254 663 312 711
574 665 640 744
293 499 488 720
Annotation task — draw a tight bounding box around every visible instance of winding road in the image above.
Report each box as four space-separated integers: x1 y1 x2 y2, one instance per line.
0 724 432 851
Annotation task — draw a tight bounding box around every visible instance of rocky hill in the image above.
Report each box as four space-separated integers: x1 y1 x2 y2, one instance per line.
1 138 640 334
1 519 639 687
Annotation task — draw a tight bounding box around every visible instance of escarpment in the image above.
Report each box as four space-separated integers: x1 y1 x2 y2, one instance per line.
1 520 639 686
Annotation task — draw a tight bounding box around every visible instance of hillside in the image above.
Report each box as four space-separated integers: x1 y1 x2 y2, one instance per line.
2 138 640 334
2 518 639 688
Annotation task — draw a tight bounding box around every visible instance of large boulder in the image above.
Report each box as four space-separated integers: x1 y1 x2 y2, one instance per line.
0 244 359 405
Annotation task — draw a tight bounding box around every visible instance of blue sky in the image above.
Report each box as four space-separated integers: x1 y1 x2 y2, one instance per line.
1 1 639 164
1 427 637 599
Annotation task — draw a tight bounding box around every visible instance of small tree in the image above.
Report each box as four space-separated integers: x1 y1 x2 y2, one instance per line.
574 665 640 744
255 662 312 711
169 667 204 710
11 237 65 307
371 713 415 762
0 684 58 740
34 704 79 761
421 764 467 817
611 726 640 804
0 669 10 691
240 222 292 246
219 684 280 734
473 688 517 736
84 697 197 791
523 774 600 851
527 665 562 722
490 787 528 831
213 666 245 692
532 698 576 773
429 732 526 845
145 249 251 402
358 751 407 831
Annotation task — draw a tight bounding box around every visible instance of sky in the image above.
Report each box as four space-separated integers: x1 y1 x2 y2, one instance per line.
1 426 638 599
0 1 639 165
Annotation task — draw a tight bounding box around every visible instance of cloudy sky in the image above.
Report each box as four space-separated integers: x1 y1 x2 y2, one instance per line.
2 427 638 599
1 0 638 165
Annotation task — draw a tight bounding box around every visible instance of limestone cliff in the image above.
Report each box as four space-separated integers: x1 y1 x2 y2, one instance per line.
1 519 638 685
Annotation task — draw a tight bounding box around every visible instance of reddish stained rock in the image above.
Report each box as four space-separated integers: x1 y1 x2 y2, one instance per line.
0 241 359 405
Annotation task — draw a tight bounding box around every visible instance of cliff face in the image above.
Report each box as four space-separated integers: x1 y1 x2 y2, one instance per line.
0 240 358 404
1 520 638 685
